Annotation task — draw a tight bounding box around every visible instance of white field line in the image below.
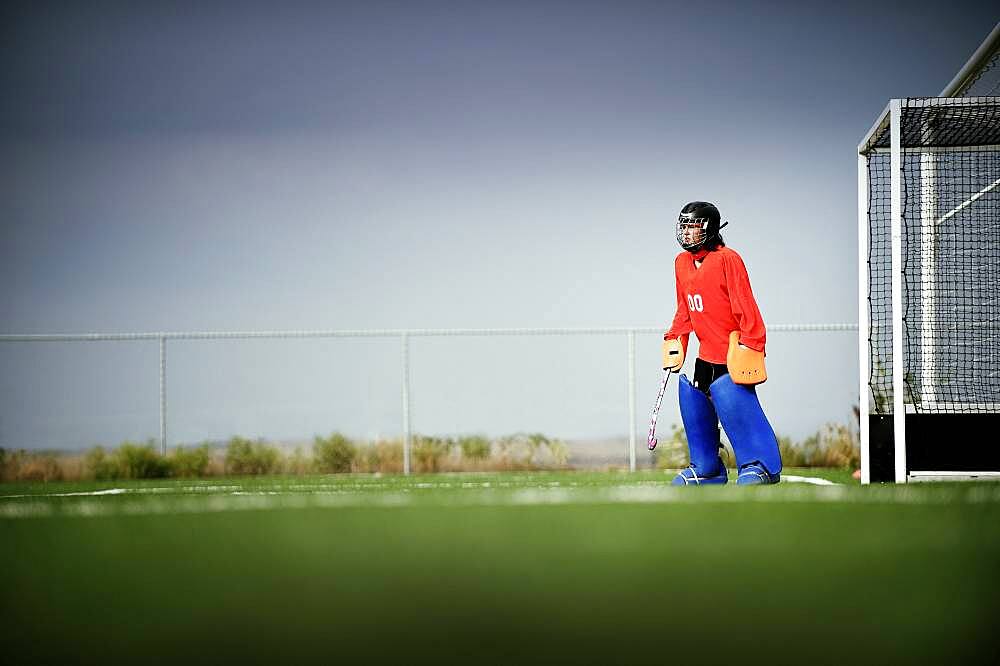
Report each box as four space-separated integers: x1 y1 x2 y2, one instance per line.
782 475 838 486
0 488 130 499
0 485 243 499
3 482 1000 520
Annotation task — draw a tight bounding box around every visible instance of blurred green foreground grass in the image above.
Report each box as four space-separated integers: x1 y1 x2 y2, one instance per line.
2 470 999 665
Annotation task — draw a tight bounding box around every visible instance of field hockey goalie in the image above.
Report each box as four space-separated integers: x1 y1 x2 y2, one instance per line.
663 201 782 486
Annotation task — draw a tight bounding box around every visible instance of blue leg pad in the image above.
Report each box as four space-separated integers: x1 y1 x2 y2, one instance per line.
709 374 782 477
677 374 726 481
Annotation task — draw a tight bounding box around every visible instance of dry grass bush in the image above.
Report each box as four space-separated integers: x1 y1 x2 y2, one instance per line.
8 432 576 481
285 446 313 475
356 439 404 474
7 440 247 482
18 456 64 482
87 442 217 480
458 435 491 461
85 446 119 480
0 448 64 482
170 445 212 477
116 441 172 479
494 433 569 470
314 433 356 473
57 454 87 480
224 437 281 475
412 435 454 473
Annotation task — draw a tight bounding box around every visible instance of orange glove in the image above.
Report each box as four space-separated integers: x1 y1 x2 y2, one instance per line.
662 337 685 372
727 330 767 385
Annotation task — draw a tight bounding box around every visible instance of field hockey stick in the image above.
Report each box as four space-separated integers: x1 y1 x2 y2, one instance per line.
647 369 672 451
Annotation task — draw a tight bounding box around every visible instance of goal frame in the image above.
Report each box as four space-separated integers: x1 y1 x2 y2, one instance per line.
858 96 1000 483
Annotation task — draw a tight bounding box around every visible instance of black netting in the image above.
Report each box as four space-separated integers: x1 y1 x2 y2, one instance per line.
867 151 893 413
866 98 1000 149
865 97 1000 415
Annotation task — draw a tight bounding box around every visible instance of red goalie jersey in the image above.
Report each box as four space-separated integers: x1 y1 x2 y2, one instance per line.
665 246 766 365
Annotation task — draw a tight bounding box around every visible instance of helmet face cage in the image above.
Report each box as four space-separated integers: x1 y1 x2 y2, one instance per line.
676 213 710 250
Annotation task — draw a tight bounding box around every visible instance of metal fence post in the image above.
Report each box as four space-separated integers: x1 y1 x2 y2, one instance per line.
159 336 167 456
402 332 411 475
627 330 636 472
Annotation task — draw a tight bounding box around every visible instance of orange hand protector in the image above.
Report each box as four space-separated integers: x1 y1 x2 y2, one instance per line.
727 330 767 385
662 337 685 372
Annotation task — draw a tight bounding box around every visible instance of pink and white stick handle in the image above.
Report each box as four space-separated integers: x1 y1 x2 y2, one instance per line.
647 369 671 451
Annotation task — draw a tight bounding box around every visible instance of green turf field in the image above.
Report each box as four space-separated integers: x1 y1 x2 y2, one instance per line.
3 470 999 664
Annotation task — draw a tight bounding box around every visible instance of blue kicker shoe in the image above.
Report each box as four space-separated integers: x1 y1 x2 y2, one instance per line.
671 461 729 486
736 462 780 485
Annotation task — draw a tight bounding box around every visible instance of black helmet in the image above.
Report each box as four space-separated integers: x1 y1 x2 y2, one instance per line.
676 201 725 252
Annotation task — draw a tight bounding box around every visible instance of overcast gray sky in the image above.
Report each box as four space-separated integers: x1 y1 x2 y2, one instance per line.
2 1 997 453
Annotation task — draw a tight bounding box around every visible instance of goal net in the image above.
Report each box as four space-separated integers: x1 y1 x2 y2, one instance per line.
858 96 1000 482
